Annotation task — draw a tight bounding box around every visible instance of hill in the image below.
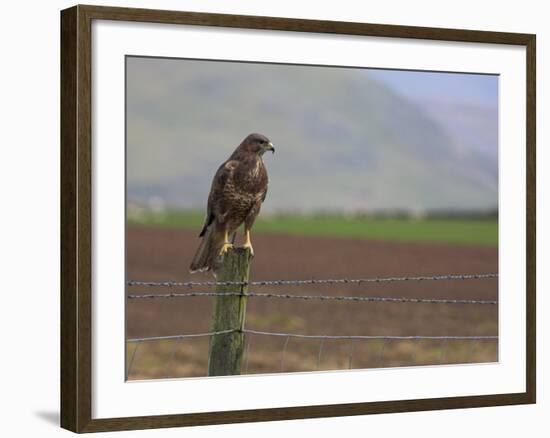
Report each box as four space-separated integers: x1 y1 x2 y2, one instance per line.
126 57 497 213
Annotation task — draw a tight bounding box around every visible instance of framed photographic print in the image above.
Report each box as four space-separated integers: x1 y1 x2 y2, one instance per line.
60 4 536 433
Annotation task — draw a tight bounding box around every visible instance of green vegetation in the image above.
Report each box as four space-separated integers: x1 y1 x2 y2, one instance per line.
128 210 498 246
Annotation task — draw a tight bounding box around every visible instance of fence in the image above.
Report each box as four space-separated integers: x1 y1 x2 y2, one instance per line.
126 248 498 379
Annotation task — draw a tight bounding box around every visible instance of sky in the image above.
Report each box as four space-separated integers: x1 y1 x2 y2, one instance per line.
368 69 498 163
368 69 498 109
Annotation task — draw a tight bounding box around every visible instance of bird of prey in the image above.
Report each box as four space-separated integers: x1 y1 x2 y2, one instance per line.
189 133 275 274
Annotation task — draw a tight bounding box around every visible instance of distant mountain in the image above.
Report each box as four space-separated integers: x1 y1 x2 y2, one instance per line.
126 58 498 213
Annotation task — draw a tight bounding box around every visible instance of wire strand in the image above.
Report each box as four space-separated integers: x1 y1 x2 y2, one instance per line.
127 329 237 343
126 329 498 343
241 329 498 341
127 273 498 288
127 290 497 305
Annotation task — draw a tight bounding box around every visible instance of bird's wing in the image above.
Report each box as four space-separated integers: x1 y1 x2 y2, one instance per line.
198 159 239 237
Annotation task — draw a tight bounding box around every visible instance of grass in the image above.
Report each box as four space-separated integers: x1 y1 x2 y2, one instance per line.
126 337 498 380
127 209 498 246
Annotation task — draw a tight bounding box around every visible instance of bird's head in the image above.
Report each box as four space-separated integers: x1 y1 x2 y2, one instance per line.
241 133 275 156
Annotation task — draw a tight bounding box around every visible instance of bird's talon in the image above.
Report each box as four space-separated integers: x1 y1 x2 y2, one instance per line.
241 243 254 256
219 242 234 256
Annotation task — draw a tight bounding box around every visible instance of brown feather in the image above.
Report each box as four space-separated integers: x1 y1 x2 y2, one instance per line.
189 226 225 273
189 133 272 274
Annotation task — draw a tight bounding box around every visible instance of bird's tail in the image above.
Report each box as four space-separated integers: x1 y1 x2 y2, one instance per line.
189 226 225 274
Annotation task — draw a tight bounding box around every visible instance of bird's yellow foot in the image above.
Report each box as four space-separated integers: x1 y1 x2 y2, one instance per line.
240 242 254 256
241 229 254 256
219 242 234 256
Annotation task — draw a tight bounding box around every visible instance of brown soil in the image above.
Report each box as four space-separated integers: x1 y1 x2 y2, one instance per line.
126 227 498 380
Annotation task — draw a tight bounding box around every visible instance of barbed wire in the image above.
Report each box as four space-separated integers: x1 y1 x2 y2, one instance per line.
127 290 498 305
126 272 499 377
126 273 498 288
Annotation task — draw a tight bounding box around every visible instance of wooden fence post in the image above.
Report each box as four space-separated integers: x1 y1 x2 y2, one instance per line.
207 247 252 376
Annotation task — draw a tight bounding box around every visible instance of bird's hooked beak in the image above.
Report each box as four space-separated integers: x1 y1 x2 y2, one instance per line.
266 142 275 154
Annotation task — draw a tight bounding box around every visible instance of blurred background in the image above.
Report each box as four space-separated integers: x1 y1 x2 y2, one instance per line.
125 56 498 380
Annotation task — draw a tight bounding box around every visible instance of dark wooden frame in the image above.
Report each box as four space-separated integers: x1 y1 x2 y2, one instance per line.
61 4 536 433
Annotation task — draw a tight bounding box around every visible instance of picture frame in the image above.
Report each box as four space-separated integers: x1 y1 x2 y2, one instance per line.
60 4 536 433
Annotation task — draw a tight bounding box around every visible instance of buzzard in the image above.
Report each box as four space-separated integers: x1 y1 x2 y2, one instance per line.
190 133 275 274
